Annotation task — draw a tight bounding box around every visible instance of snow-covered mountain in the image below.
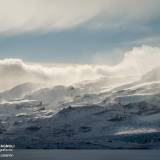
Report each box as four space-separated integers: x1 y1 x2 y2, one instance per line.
1 66 160 149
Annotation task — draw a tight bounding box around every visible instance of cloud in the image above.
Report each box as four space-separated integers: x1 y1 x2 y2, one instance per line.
0 0 160 34
0 45 160 91
0 58 110 91
115 45 160 75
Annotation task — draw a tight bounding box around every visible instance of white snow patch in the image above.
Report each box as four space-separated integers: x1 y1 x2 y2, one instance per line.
115 128 158 135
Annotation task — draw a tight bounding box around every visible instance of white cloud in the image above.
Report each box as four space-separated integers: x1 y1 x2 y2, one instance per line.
0 45 160 91
0 58 110 91
0 0 159 33
115 45 160 75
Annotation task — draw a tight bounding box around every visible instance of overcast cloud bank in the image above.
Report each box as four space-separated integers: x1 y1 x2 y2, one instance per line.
0 0 159 34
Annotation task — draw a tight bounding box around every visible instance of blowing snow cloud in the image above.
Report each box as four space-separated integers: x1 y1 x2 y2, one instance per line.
0 45 160 91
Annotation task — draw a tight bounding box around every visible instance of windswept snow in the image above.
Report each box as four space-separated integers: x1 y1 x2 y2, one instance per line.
0 83 42 102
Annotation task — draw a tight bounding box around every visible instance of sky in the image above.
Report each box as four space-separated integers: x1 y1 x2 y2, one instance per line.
0 0 160 64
